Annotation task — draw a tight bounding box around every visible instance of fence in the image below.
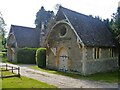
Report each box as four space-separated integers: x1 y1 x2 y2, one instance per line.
0 64 20 78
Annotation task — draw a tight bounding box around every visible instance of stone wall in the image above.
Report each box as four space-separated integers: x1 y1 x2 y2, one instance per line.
46 21 119 75
47 50 57 70
85 58 118 75
7 47 17 63
85 47 118 75
47 22 83 72
7 48 12 62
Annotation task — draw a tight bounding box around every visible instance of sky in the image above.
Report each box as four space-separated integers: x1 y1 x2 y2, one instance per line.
0 0 120 31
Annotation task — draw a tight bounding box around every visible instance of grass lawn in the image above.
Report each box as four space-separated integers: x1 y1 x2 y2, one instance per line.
30 66 119 83
1 69 57 88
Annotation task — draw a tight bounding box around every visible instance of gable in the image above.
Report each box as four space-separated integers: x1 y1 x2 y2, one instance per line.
56 9 66 21
8 25 40 48
57 6 118 47
7 33 17 47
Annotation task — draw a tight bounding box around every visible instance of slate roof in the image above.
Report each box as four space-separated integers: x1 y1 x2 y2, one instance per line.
57 6 118 47
9 25 40 48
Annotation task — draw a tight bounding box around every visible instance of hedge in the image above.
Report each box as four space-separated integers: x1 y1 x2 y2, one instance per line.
17 48 38 64
36 48 46 68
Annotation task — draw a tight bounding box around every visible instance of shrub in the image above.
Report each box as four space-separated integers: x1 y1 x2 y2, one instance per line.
2 49 7 52
17 48 38 64
36 48 46 68
1 49 7 57
0 52 7 63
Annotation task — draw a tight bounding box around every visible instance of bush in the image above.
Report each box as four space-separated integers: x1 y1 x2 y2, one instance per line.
1 49 7 58
2 49 7 52
0 52 7 63
36 48 46 68
17 48 38 64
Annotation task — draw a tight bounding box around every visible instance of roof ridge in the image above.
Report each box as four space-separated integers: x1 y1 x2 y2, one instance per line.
59 6 92 19
11 24 35 29
57 6 117 47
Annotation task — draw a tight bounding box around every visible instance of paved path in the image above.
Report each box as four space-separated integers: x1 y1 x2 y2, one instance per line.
2 63 119 88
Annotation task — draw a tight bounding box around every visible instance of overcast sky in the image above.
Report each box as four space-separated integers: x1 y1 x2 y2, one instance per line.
0 0 119 30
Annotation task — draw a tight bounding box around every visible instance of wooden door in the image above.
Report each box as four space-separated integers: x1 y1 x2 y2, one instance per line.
59 48 68 71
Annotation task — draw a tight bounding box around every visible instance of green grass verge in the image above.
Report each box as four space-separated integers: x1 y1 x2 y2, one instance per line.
2 69 57 88
29 66 119 83
1 68 15 76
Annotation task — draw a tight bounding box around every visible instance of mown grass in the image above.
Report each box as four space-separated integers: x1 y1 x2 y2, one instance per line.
1 68 15 76
30 66 119 83
1 69 57 88
83 71 119 83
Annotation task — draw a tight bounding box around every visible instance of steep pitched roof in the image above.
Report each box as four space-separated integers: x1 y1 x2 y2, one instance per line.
57 6 118 47
9 25 40 48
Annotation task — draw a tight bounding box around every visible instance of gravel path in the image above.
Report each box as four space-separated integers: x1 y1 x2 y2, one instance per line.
2 63 119 88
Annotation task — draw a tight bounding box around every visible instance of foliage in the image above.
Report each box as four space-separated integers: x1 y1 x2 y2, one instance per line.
47 16 56 31
2 38 6 45
2 55 7 63
2 48 7 52
17 48 38 64
0 12 7 48
103 7 120 37
36 48 46 68
0 36 4 50
2 70 56 88
0 51 7 63
30 66 119 83
0 48 7 62
35 6 54 29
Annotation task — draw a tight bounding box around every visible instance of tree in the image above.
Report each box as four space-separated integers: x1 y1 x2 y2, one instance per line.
0 12 6 48
111 11 120 36
108 5 120 44
102 3 120 69
35 6 54 29
103 6 120 38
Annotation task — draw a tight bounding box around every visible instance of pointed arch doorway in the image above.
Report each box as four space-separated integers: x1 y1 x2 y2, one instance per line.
59 47 68 71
